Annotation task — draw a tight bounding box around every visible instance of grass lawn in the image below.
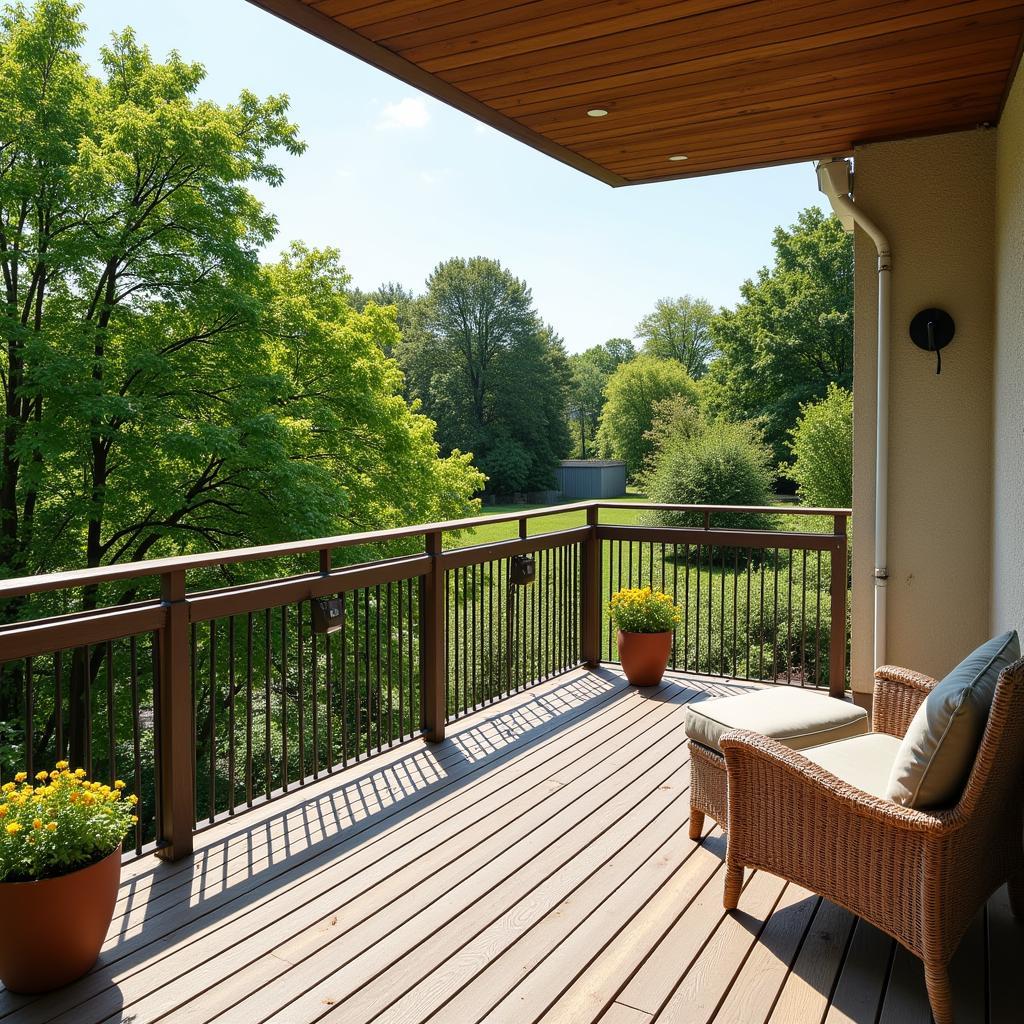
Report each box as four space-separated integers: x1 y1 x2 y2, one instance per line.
445 493 838 549
445 493 650 549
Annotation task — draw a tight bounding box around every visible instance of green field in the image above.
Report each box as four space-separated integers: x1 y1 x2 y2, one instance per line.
444 494 649 548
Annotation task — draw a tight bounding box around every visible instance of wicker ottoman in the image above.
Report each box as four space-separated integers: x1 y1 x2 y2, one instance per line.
684 688 869 841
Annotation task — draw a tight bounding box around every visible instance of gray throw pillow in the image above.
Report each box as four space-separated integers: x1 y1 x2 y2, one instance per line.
885 630 1020 809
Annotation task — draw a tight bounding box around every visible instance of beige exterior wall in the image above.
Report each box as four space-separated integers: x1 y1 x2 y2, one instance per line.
993 66 1024 636
850 130 996 695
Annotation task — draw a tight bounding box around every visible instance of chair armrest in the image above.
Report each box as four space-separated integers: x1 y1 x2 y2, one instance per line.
872 665 937 737
719 729 947 835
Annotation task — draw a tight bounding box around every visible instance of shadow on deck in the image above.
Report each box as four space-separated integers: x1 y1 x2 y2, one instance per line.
1 667 1020 1024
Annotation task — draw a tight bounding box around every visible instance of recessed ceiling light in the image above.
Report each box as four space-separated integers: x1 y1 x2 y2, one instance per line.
586 108 609 117
669 154 688 161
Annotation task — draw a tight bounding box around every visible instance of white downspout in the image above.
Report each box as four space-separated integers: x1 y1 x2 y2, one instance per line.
816 160 892 670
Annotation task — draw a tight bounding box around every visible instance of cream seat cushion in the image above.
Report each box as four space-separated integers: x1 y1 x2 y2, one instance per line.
684 687 868 755
800 733 905 799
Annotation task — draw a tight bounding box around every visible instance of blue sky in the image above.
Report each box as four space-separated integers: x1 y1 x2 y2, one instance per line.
80 0 827 353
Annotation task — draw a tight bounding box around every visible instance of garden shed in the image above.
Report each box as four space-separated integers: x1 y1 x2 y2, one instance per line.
555 460 627 499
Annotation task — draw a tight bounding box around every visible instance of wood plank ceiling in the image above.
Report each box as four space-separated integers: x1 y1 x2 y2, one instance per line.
248 1 1024 186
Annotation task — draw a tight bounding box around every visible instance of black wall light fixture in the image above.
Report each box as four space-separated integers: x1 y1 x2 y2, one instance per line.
909 307 955 374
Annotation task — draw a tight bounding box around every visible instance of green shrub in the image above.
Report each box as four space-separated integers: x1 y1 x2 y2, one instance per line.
781 384 852 507
642 419 775 531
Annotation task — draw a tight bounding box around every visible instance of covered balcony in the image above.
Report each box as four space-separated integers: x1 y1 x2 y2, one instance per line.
4 2 1024 1021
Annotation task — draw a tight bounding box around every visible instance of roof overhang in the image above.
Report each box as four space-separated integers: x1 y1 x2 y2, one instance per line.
247 1 1024 187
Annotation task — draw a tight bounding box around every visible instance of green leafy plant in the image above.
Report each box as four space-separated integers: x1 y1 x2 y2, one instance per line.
609 587 681 634
0 764 136 883
781 384 853 507
642 418 775 531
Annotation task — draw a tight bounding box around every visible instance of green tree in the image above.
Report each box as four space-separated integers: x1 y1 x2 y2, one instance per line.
781 383 853 507
642 419 774 531
635 295 715 378
408 257 570 494
566 337 635 458
596 356 698 479
0 3 483 752
705 207 853 462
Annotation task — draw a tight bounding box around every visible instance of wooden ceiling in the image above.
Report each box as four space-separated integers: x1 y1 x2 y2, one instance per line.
248 0 1024 186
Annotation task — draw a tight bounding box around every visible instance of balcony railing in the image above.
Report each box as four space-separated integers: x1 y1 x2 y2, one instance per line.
0 501 848 862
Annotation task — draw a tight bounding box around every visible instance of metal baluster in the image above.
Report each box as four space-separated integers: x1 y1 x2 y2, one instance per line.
227 618 236 812
130 637 142 854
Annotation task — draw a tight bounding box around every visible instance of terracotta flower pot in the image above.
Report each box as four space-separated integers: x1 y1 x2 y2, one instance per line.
617 629 673 686
0 844 121 993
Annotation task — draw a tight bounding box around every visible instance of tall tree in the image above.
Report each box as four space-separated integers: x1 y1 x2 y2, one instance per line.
705 207 853 462
635 295 716 378
597 356 698 479
566 337 635 458
348 280 422 361
407 257 570 494
0 3 483 750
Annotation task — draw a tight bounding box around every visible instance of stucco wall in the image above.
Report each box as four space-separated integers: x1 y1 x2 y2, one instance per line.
993 66 1024 637
851 130 996 695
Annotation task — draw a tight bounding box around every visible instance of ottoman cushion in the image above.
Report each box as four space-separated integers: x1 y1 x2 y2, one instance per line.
685 687 868 755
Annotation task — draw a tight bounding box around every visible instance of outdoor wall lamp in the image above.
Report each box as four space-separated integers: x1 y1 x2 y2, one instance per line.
909 307 955 374
311 596 344 633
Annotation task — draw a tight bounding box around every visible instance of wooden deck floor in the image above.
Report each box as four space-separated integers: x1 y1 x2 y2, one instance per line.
2 667 1021 1024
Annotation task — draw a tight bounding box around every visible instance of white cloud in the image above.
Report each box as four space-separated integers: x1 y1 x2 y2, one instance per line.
377 97 431 131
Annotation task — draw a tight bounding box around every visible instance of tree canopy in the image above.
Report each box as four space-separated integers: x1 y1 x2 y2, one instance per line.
566 337 635 458
597 356 698 479
0 0 483 593
781 383 853 507
401 256 571 495
635 295 715 378
705 207 853 463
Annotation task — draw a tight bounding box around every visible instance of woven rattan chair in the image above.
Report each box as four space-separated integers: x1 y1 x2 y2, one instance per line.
720 660 1024 1024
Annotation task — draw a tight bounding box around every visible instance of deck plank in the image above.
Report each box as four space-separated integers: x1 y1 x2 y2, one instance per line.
210 704 698 1023
0 668 1019 1024
113 685 701 1023
7 671 682 1024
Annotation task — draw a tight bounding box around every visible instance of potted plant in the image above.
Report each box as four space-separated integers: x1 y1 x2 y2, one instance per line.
609 586 681 686
0 762 138 993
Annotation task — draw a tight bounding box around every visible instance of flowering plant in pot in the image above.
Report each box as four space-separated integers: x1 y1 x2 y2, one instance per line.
609 586 681 686
0 763 138 993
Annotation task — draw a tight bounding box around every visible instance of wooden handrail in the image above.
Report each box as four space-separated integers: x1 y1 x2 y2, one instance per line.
0 501 850 600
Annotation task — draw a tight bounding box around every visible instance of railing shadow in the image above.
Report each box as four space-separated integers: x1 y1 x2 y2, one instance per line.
0 666 729 1023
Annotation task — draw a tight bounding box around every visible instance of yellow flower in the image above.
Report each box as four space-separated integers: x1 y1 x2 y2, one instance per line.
69 792 80 804
130 815 139 824
5 822 21 835
74 769 86 778
46 821 57 832
34 771 47 781
2 782 14 793
114 780 125 790
82 794 94 806
128 795 138 806
32 818 42 830
55 760 69 771
14 772 26 783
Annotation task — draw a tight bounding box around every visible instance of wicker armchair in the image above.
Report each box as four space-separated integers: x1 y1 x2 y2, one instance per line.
720 660 1024 1024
